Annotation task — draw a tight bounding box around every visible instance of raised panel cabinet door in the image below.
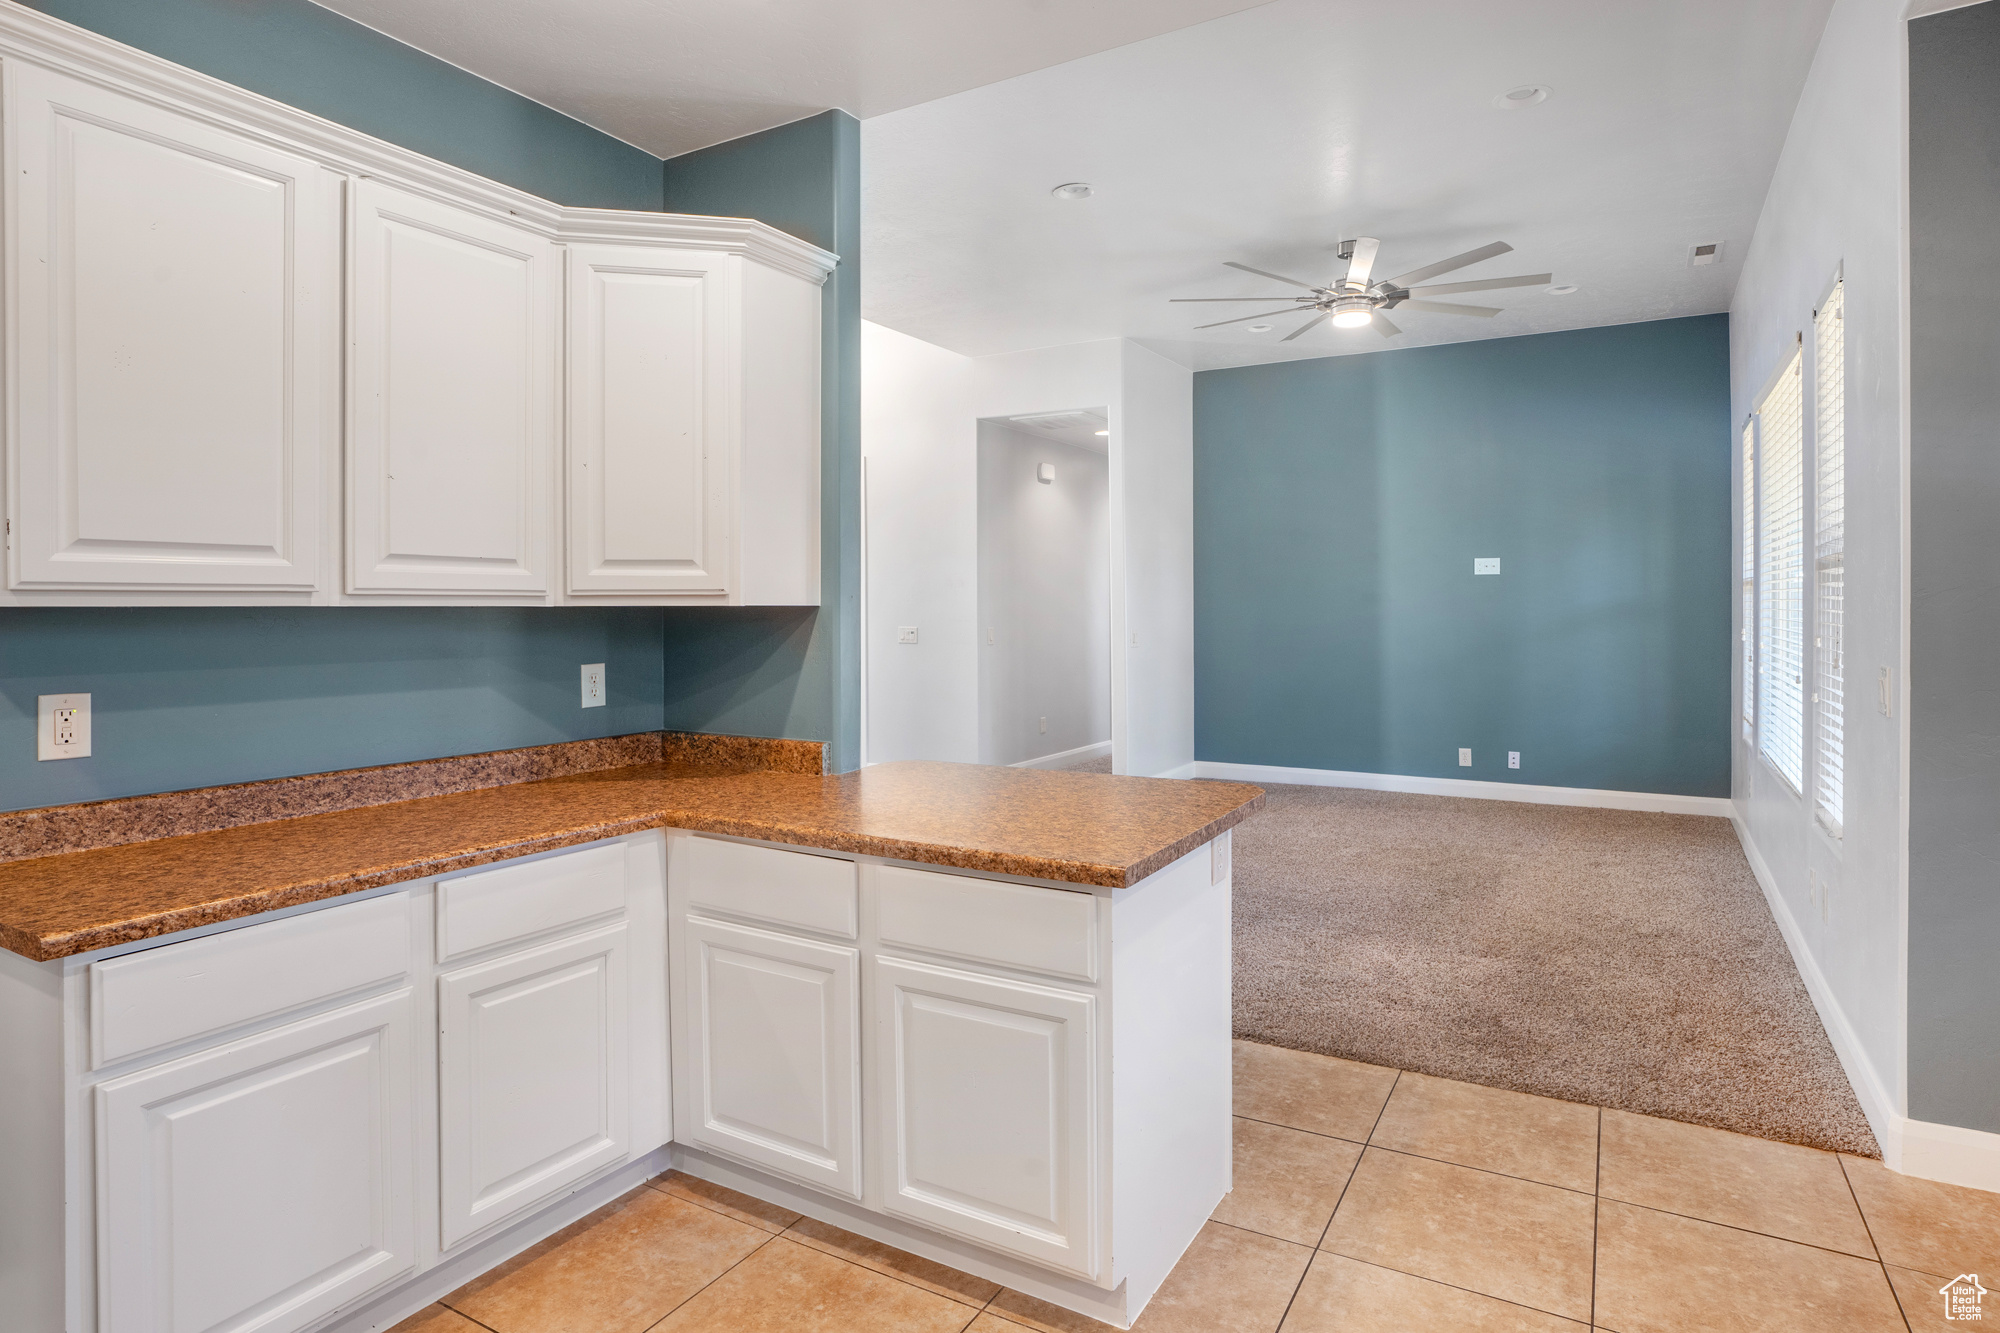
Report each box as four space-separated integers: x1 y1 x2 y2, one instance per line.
4 62 334 591
346 179 556 595
565 244 736 597
94 989 416 1333
437 921 630 1249
678 915 861 1196
873 956 1099 1279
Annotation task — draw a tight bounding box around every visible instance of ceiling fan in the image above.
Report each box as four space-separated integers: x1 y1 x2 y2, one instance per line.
1171 238 1552 340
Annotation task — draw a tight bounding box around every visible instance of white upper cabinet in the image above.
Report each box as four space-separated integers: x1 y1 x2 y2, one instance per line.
565 244 732 597
0 11 834 606
2 61 335 593
565 239 824 604
346 180 557 597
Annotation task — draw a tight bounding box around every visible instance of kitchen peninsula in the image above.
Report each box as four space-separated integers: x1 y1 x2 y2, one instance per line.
0 733 1262 1333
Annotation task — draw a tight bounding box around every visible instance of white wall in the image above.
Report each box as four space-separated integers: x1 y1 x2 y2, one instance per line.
863 324 1195 776
1730 0 1911 1152
976 424 1111 765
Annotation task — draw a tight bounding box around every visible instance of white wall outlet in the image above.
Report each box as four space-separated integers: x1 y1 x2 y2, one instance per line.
38 693 91 761
1878 666 1893 717
581 664 606 708
1474 558 1501 575
1039 716 1047 734
987 628 994 645
1458 748 1472 766
898 626 919 644
1508 751 1520 769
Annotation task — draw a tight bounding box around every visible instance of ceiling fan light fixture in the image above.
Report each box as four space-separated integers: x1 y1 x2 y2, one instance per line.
1494 85 1549 110
1050 182 1094 200
1330 303 1374 328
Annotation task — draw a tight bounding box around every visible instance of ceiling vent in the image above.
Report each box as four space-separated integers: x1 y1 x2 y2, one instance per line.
1689 242 1723 268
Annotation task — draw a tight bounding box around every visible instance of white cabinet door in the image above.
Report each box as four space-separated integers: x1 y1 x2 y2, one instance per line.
4 63 334 592
565 244 735 597
346 179 555 595
95 990 416 1333
437 921 629 1249
677 915 861 1196
873 956 1099 1279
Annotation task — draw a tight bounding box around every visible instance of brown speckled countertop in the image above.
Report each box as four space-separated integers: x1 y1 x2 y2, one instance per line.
0 758 1263 961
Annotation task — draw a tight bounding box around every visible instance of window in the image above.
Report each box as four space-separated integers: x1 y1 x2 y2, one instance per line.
1813 280 1846 834
1757 346 1806 792
1742 417 1757 738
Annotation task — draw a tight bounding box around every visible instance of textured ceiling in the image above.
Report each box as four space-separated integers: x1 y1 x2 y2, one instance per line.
307 0 1275 157
861 0 1835 369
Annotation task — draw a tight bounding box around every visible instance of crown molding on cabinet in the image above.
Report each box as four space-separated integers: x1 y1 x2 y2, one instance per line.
0 1 838 285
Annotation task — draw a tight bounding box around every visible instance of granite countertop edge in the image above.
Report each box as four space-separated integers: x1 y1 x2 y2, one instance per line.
2 765 1266 962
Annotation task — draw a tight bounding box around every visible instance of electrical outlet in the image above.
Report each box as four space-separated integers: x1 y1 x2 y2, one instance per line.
1508 751 1520 769
1474 558 1501 575
38 693 91 761
1039 716 1047 734
1808 869 1830 925
581 663 606 708
899 626 919 644
1458 748 1472 767
1878 666 1893 717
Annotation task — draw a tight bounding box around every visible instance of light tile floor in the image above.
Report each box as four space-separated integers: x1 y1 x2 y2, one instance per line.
395 1041 2000 1333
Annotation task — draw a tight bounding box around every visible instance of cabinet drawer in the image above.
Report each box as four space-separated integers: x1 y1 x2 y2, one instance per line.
875 866 1097 982
679 836 857 938
89 891 410 1070
437 841 627 962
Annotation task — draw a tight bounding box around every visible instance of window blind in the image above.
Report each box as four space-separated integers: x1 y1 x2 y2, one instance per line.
1758 347 1806 792
1813 281 1846 834
1742 417 1757 738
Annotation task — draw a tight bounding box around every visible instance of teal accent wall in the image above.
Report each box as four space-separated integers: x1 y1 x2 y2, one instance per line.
662 111 863 772
20 0 663 209
1193 315 1733 797
0 609 665 812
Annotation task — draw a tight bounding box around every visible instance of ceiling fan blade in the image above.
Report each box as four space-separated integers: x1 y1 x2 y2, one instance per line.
1380 241 1513 291
1169 297 1315 303
1224 261 1322 291
1373 314 1403 337
1397 299 1501 317
1194 307 1317 330
1344 237 1380 288
1281 313 1330 342
1402 273 1552 297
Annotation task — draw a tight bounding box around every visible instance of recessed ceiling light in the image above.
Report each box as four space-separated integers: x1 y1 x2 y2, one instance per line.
1245 324 1273 333
1494 84 1549 110
1547 284 1579 295
1050 182 1094 200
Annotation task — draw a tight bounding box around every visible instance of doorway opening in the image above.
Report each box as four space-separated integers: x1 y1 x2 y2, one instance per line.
976 408 1112 769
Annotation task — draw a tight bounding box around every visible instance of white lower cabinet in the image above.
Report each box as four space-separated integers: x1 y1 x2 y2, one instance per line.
872 957 1098 1279
676 914 862 1198
94 989 418 1333
437 921 630 1249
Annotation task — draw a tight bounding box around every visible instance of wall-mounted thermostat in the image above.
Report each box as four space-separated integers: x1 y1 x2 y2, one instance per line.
1037 463 1055 484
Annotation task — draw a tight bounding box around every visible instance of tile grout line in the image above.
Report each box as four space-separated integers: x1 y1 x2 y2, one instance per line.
1312 1250 1592 1327
1837 1155 1915 1333
1270 1069 1404 1332
1358 1141 1598 1197
1589 1106 1602 1330
634 1225 783 1333
433 1303 506 1333
1232 1111 1372 1147
1605 1195 1893 1263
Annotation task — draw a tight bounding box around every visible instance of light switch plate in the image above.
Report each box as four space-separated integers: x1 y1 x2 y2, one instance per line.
1474 558 1501 575
581 664 606 708
1458 748 1472 766
38 693 91 760
898 626 919 644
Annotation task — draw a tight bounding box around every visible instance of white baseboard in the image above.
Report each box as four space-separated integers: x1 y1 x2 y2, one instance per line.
1192 761 1733 817
1732 815 2000 1196
1152 761 1199 780
1010 740 1112 771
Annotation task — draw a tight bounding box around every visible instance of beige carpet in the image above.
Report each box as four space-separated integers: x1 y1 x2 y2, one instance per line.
1226 783 1878 1156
